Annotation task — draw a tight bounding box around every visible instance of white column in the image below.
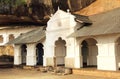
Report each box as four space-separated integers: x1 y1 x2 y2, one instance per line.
116 43 120 68
43 44 56 66
3 34 9 44
74 44 83 68
14 45 21 65
65 38 79 68
43 46 46 66
97 43 118 71
65 43 74 67
26 44 36 66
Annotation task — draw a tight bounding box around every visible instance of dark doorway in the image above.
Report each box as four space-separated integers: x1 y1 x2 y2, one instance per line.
21 44 27 65
82 40 88 67
81 38 98 68
36 43 44 65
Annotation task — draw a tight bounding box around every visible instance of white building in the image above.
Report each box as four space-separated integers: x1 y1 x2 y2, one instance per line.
0 26 40 56
8 7 120 71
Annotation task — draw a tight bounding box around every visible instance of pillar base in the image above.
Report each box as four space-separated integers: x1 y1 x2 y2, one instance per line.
26 56 36 66
14 56 21 65
45 57 56 67
65 57 75 68
74 56 83 68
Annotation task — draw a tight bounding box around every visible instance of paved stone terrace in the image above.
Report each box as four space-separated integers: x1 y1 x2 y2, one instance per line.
0 68 118 79
73 68 120 79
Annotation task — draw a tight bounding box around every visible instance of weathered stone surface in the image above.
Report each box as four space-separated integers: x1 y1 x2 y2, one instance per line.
64 68 72 74
39 67 47 73
54 67 65 73
23 66 34 70
75 0 120 16
46 66 54 72
0 46 14 56
0 0 95 20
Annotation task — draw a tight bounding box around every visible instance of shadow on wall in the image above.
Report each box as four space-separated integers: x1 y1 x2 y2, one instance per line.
0 55 14 68
0 55 14 62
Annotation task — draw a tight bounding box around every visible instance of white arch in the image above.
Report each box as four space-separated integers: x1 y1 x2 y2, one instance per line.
54 37 66 66
79 37 98 67
114 35 120 69
78 36 98 45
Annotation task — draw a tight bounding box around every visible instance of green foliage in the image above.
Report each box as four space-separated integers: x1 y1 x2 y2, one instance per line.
0 0 10 5
0 0 26 6
0 0 27 14
4 0 10 4
15 0 26 6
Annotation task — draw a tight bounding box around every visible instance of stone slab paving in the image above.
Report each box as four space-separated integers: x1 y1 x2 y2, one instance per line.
0 68 118 79
73 68 120 79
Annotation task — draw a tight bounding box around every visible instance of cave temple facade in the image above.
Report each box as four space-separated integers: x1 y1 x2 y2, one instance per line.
8 8 120 71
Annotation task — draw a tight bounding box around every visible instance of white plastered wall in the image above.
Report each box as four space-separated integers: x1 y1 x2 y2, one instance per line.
75 37 98 68
96 34 119 71
74 34 120 71
44 9 77 67
0 26 39 46
12 26 42 66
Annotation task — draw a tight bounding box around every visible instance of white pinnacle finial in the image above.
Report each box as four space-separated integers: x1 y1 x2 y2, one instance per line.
51 14 53 17
50 14 53 18
67 9 70 13
58 6 60 10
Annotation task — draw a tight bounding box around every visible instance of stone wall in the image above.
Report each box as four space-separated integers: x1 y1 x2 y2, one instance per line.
0 45 14 56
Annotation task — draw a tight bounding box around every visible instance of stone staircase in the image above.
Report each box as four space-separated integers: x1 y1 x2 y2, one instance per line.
72 68 120 78
0 62 13 68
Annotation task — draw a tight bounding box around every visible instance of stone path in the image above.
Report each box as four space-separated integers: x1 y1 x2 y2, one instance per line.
0 68 117 79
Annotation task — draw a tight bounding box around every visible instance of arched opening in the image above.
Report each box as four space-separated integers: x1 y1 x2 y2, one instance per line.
21 44 27 65
0 35 3 43
115 37 120 69
9 34 14 41
81 38 98 68
36 43 44 65
55 37 66 66
82 40 89 67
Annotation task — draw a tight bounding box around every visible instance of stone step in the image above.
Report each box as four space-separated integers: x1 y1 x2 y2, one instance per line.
0 64 13 68
38 66 72 75
21 66 72 75
72 68 120 78
23 66 35 70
